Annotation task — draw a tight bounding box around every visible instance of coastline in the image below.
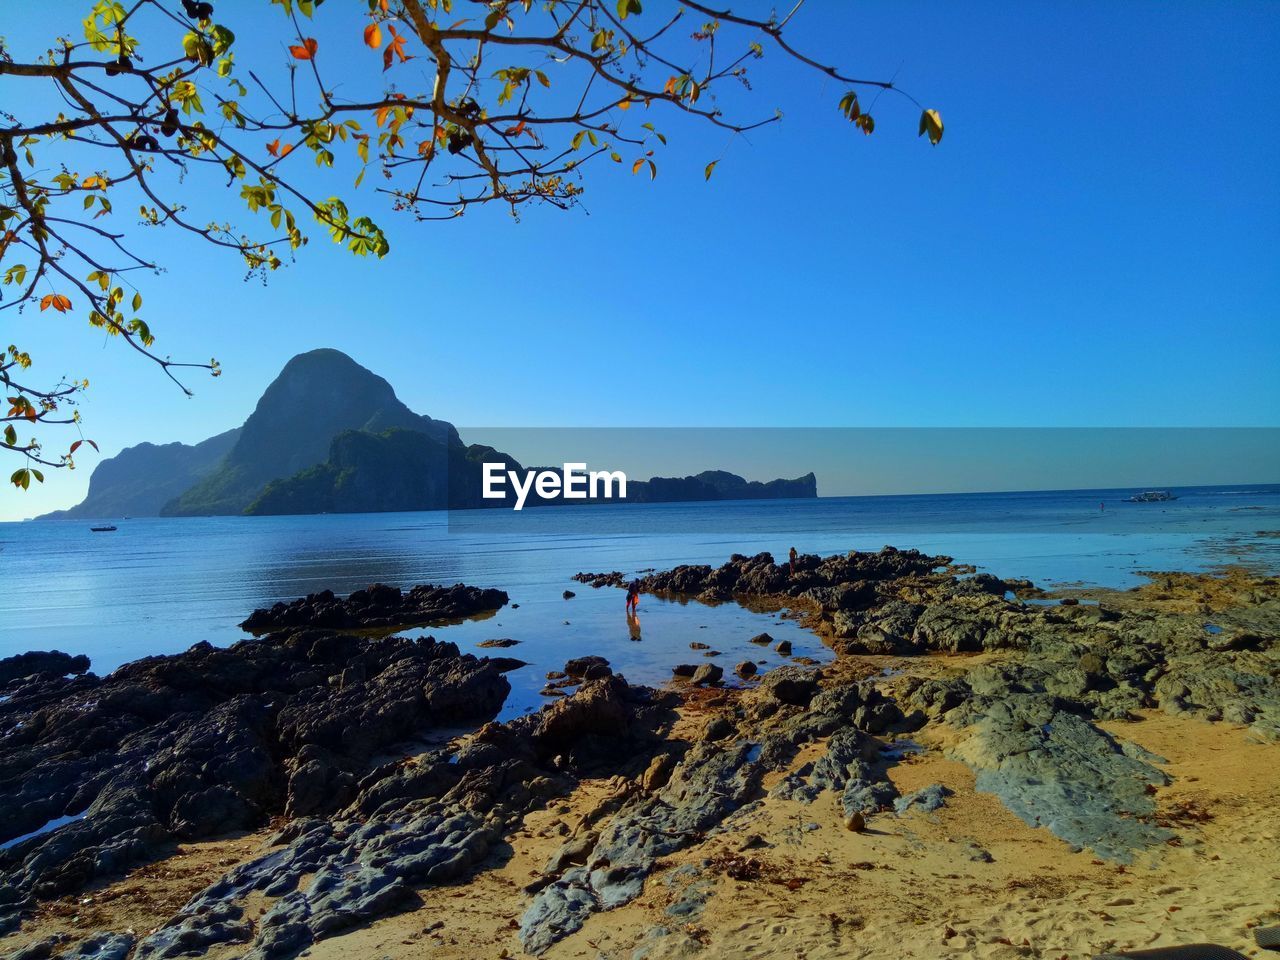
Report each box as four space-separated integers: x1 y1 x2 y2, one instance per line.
5 486 1279 687
2 546 1278 959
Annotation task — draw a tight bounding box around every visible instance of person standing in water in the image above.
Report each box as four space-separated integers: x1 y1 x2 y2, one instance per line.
625 579 641 613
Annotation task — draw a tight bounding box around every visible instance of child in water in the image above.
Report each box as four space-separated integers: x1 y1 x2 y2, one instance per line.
625 579 641 613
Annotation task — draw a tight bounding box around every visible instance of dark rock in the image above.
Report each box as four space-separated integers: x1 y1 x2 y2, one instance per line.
0 625 510 927
535 677 632 751
641 754 674 792
734 661 758 679
544 834 597 874
521 739 762 953
701 717 734 741
894 784 952 814
690 664 723 686
0 651 91 685
241 582 508 633
755 667 818 707
571 572 625 589
127 672 673 960
563 656 609 679
946 691 1172 862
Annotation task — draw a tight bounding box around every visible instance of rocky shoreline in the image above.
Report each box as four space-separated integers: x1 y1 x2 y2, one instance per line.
2 552 1278 959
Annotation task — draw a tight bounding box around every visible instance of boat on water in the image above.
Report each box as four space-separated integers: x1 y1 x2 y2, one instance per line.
89 525 118 532
1125 490 1178 503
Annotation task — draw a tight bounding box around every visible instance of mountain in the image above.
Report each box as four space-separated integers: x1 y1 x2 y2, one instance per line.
43 348 817 519
248 433 816 515
631 470 817 502
161 349 459 516
246 430 515 515
38 427 241 520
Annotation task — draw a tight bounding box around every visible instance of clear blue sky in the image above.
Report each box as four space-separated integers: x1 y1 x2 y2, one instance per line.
3 1 1278 519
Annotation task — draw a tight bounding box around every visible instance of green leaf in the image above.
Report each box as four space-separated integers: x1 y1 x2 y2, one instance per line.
704 160 717 180
3 425 15 445
211 25 236 55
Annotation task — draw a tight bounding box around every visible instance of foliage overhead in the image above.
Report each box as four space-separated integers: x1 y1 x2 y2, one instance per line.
0 0 941 489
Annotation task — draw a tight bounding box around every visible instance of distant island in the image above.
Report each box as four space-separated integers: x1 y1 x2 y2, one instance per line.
40 349 816 519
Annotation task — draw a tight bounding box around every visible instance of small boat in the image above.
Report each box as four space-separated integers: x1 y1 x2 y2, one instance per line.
89 525 118 532
1125 490 1177 503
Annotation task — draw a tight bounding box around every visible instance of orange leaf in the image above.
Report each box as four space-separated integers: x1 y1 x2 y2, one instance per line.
39 294 72 313
617 99 632 111
363 23 382 49
631 157 644 175
266 138 281 157
289 38 318 60
382 25 410 70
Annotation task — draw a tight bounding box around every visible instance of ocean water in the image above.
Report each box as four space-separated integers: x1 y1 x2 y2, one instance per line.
2 485 1277 719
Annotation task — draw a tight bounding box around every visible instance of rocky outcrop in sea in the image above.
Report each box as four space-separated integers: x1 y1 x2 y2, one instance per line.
239 582 509 633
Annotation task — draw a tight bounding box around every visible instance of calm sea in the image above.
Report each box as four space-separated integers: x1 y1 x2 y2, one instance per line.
3 485 1277 718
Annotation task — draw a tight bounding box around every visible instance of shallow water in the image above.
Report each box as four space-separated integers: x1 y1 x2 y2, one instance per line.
0 812 85 851
2 485 1276 719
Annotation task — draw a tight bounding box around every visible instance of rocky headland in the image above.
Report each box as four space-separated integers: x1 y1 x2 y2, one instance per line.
40 349 816 520
2 551 1278 960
